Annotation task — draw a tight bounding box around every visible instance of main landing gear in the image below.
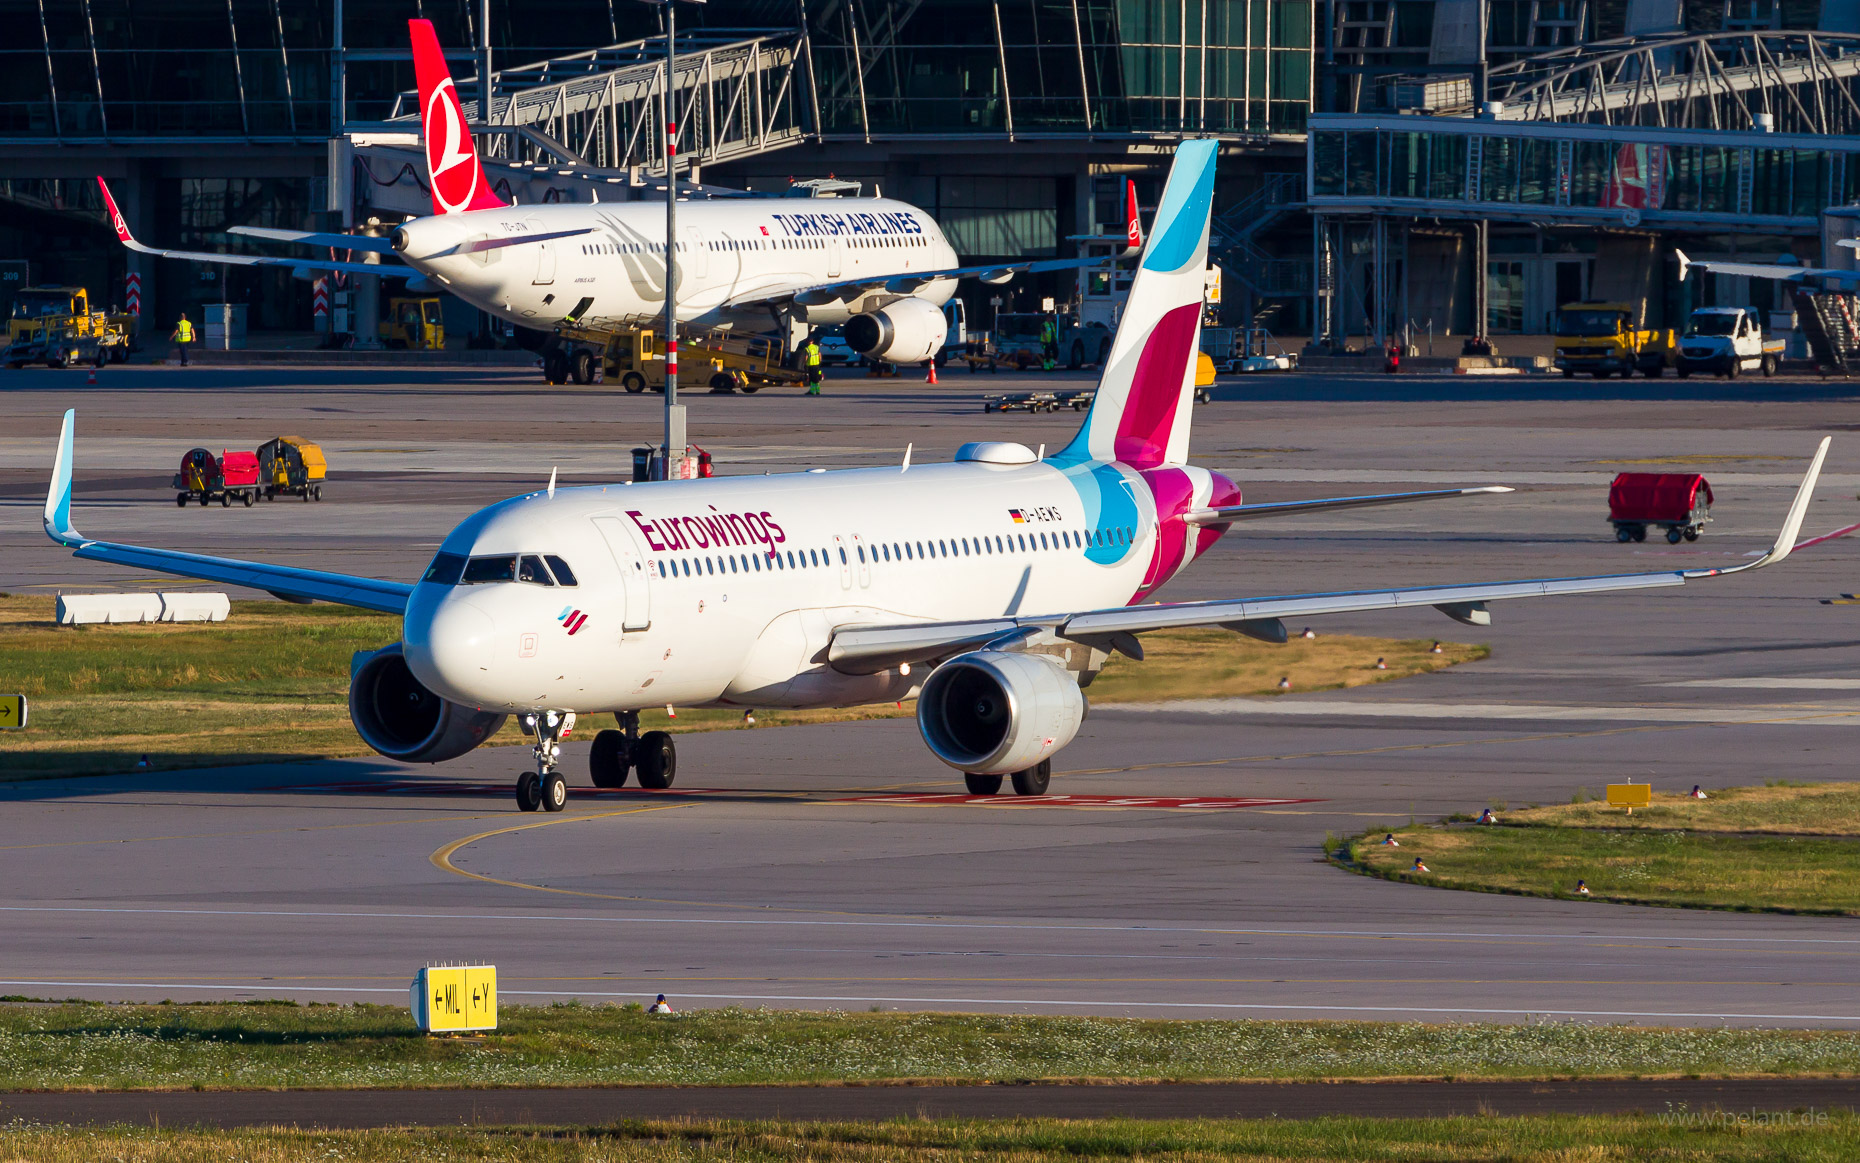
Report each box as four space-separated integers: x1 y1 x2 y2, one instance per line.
515 710 574 813
963 759 1051 797
588 711 678 791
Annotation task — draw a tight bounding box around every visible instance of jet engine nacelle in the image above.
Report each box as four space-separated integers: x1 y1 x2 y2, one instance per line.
349 642 507 763
916 650 1085 775
844 297 946 363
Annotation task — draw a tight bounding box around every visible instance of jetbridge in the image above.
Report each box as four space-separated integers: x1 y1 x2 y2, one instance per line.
341 29 809 221
1297 30 1860 350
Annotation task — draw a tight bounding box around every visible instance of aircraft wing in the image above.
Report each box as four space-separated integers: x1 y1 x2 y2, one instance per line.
98 179 418 281
1184 486 1513 525
1676 248 1860 286
226 226 399 253
826 439 1829 675
725 256 1122 312
41 410 412 614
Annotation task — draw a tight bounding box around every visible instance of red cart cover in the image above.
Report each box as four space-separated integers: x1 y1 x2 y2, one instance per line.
1609 472 1712 523
219 450 260 488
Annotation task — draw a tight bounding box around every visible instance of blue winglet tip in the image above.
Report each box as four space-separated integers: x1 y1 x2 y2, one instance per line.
44 408 76 543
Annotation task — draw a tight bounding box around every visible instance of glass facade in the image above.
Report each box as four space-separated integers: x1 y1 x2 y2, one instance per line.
1312 125 1845 220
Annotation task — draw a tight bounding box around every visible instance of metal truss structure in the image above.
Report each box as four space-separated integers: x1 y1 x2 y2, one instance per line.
1487 30 1860 133
386 31 808 175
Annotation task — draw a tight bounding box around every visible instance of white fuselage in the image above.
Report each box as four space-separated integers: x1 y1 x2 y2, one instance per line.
402 453 1216 716
392 197 961 335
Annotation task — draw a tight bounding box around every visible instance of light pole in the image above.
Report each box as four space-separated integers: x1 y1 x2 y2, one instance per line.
639 0 703 479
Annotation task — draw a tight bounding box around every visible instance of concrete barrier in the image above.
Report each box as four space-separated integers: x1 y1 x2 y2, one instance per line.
56 593 164 624
159 592 231 622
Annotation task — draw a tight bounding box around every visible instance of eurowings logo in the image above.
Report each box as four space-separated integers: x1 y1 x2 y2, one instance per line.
557 606 588 635
425 78 481 214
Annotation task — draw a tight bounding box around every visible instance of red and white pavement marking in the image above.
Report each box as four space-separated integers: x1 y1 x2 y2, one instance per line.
261 780 1319 810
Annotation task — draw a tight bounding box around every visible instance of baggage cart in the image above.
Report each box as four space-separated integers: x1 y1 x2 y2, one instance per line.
982 391 1059 413
1608 472 1712 544
257 436 327 501
173 448 260 508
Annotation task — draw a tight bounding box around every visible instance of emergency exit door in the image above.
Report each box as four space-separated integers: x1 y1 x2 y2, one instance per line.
592 516 652 631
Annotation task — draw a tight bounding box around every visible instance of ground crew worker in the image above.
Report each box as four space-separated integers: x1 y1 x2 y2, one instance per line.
803 337 823 396
1040 317 1058 371
170 313 194 367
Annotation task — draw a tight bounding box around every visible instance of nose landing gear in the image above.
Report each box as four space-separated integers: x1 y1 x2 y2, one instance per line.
515 710 575 812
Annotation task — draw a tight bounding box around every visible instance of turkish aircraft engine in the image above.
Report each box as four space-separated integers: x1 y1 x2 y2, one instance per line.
844 297 946 363
916 651 1085 774
350 643 508 762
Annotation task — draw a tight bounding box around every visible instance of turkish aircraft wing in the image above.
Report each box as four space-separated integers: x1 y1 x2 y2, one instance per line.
826 438 1829 675
42 410 412 614
97 179 417 280
226 226 399 253
1676 248 1860 286
1184 486 1514 524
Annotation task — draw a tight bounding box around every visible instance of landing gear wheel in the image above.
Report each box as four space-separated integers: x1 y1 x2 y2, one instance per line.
622 371 647 393
1011 759 1052 796
516 772 543 812
1666 526 1684 544
571 348 595 385
590 728 631 788
964 773 1003 795
541 770 568 812
634 730 676 789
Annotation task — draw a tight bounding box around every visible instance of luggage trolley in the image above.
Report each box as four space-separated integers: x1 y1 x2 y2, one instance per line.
258 436 327 502
1608 472 1712 544
173 448 260 508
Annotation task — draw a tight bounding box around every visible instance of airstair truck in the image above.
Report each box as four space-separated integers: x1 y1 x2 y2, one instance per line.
1674 306 1784 379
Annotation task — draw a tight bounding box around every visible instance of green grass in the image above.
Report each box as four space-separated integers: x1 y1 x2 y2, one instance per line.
5 1115 1859 1162
0 596 1482 780
4 1003 1860 1090
1343 783 1860 914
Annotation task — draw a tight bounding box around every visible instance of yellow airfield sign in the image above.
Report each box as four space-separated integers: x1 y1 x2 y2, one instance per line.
411 965 497 1032
1606 783 1652 813
0 695 25 730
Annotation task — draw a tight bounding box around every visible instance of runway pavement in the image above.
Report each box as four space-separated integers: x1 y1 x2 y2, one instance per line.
5 364 1860 1025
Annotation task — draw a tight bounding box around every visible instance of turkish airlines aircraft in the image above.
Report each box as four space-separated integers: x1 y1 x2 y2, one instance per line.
47 141 1830 811
97 19 1139 367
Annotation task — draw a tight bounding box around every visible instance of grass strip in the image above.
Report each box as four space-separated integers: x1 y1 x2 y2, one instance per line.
3 1003 1859 1090
0 596 1481 780
5 1114 1860 1162
1341 783 1860 914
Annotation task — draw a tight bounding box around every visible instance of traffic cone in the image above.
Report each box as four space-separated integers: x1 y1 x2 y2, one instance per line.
1412 858 1429 873
1575 879 1591 895
86 366 97 385
926 360 938 385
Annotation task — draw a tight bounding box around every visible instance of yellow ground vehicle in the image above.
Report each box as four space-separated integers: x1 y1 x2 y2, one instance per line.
1553 302 1676 378
550 327 806 392
380 296 444 349
4 286 131 368
256 436 328 502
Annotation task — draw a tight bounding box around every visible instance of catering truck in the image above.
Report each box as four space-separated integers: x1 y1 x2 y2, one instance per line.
1553 302 1675 378
1674 306 1784 379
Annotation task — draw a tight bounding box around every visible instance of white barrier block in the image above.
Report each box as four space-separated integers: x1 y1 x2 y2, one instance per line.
56 593 163 625
158 592 231 622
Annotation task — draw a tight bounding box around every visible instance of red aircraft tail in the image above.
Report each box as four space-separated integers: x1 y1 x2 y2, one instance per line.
409 19 506 215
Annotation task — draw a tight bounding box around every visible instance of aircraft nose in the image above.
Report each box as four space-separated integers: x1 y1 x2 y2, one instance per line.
405 595 499 703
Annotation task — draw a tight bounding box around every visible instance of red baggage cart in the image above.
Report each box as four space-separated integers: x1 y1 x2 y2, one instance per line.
172 447 261 508
1608 472 1712 544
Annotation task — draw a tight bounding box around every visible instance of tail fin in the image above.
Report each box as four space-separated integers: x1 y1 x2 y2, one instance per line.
1057 140 1216 469
409 19 506 215
1122 179 1142 257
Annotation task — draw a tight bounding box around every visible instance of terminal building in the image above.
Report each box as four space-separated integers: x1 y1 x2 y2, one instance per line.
0 0 1311 341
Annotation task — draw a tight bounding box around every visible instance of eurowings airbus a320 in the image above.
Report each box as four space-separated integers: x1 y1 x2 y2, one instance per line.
96 19 1137 368
46 141 1830 811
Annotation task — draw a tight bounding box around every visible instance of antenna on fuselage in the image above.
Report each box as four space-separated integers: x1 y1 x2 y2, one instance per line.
901 443 912 473
547 466 557 499
1037 443 1046 461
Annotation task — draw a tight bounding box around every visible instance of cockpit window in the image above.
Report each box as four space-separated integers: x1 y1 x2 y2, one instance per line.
422 552 466 586
518 555 556 586
544 555 578 586
460 555 517 584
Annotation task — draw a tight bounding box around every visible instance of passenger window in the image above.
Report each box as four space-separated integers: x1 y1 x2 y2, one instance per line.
422 552 466 586
461 555 517 584
545 555 578 586
729 557 738 574
838 547 848 564
518 555 556 586
857 545 866 563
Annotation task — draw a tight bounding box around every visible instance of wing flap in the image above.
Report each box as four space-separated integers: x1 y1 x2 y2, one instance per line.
1185 486 1513 525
